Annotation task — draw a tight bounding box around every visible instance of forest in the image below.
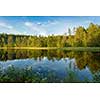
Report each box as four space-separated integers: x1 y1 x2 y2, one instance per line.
0 23 100 47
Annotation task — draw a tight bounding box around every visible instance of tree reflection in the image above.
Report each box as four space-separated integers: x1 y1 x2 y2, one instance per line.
0 49 100 73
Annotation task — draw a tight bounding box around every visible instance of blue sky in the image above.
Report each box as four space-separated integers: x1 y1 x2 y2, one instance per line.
0 16 100 36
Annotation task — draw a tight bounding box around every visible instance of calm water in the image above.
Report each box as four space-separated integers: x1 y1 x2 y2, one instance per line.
0 49 100 82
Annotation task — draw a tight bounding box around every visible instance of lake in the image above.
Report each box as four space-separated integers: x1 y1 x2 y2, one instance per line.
0 49 100 82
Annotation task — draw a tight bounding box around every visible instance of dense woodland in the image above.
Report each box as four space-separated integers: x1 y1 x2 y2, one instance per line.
0 23 100 47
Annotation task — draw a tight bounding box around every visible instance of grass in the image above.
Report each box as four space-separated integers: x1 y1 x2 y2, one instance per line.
64 62 93 83
0 47 100 51
0 64 99 83
93 70 100 82
0 65 62 83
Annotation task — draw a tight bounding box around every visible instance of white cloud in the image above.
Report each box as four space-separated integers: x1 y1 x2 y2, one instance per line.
43 20 59 27
37 22 42 25
24 20 66 35
24 21 47 35
0 22 13 29
24 22 33 27
84 20 92 24
0 22 23 35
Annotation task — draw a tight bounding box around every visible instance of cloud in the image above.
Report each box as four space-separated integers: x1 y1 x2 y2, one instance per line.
24 22 33 27
0 22 23 35
0 22 13 29
37 22 42 26
24 20 67 35
42 20 59 27
0 19 67 36
24 21 47 35
84 20 92 24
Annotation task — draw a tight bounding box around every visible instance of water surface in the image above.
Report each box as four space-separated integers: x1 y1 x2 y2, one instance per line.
0 49 100 82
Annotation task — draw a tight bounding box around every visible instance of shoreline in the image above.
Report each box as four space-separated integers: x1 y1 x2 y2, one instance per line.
0 47 100 51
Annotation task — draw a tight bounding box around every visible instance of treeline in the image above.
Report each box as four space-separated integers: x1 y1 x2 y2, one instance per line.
0 23 100 47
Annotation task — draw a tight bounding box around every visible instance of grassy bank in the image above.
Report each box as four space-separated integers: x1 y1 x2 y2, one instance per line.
0 65 99 83
0 47 100 51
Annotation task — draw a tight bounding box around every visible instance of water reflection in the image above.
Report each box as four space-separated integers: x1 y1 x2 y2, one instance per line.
0 49 100 82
